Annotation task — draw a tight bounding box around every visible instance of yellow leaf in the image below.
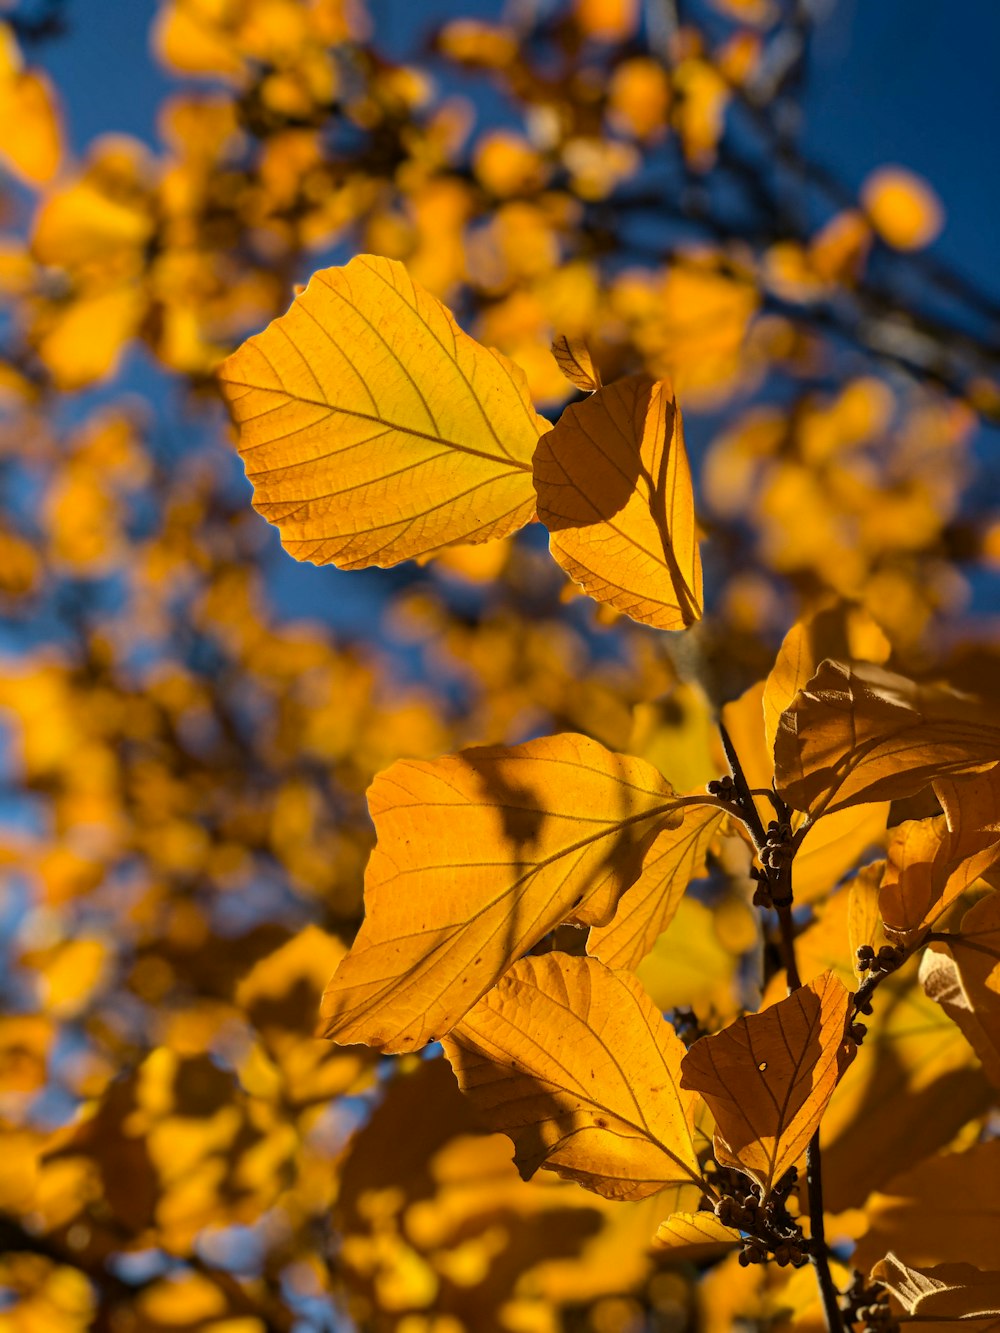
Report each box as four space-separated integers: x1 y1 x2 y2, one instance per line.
920 890 1000 1088
550 334 601 393
321 733 683 1052
218 254 547 570
854 1140 1000 1278
847 862 886 977
774 660 1000 817
533 374 702 629
762 604 891 758
443 953 702 1200
872 1254 1000 1323
862 166 944 251
0 25 61 186
881 768 1000 945
653 1211 742 1260
587 803 726 969
680 970 855 1192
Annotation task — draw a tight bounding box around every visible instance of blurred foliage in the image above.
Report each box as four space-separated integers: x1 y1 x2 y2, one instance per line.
0 0 998 1329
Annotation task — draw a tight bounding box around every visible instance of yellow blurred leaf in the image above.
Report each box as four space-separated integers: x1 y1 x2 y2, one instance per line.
587 802 726 969
321 733 683 1052
774 660 1000 817
653 1211 741 1260
862 166 944 251
680 971 855 1192
0 25 62 185
550 334 601 393
533 375 702 629
219 254 547 569
443 953 702 1200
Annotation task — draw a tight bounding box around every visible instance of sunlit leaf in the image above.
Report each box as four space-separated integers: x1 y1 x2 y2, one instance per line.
862 167 944 251
443 953 702 1200
219 253 548 569
551 334 601 393
680 971 855 1192
587 802 726 969
774 660 1000 817
533 374 702 629
654 1210 742 1260
321 733 683 1052
920 891 1000 1088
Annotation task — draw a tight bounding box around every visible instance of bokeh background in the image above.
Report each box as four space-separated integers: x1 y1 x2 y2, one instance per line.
1 1 998 1329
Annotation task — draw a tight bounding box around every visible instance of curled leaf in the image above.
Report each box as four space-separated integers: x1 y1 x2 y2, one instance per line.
551 334 602 393
872 1253 1000 1323
774 660 1000 817
443 953 702 1200
218 254 547 569
653 1211 742 1260
533 374 702 630
322 734 682 1053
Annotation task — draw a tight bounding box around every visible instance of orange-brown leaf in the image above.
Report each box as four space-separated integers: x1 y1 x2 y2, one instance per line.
872 1254 1000 1324
680 970 855 1192
218 254 547 569
774 660 1000 817
321 733 682 1053
442 953 702 1200
551 335 602 393
533 374 702 630
653 1211 742 1260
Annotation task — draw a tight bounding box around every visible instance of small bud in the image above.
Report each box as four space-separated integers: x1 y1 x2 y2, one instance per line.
738 1249 751 1267
849 1022 868 1043
774 1244 791 1267
859 999 874 1015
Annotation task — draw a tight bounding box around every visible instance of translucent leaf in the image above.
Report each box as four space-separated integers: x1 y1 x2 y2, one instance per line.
654 1211 742 1260
551 335 601 393
533 374 702 629
680 970 855 1192
218 254 547 570
443 953 702 1200
321 733 683 1052
920 891 1000 1089
774 660 1000 817
587 803 726 969
881 767 1000 945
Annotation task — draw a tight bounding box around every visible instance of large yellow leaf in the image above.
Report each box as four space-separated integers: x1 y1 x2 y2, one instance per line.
218 254 547 569
881 768 1000 945
442 953 702 1200
321 733 683 1053
587 802 725 969
532 374 702 629
774 660 1000 817
680 970 855 1193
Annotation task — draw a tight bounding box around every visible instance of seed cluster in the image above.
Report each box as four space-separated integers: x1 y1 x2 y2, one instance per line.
710 1167 811 1268
842 1272 900 1333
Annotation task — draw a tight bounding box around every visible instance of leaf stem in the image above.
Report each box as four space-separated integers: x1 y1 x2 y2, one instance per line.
718 720 845 1333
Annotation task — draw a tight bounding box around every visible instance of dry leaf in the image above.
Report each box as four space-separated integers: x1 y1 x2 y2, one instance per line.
551 334 602 392
533 374 703 630
587 803 726 969
442 953 702 1200
774 660 1000 817
218 254 547 569
873 1253 1000 1324
322 733 682 1052
680 970 855 1192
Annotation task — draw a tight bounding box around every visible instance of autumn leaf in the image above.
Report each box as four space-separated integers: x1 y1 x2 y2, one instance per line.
321 733 683 1053
872 1254 1000 1325
587 802 726 969
773 660 1000 817
854 1139 1000 1279
551 335 602 393
881 767 1000 945
442 953 702 1200
218 253 548 569
533 374 703 630
920 891 1000 1088
654 1211 742 1260
680 970 855 1193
